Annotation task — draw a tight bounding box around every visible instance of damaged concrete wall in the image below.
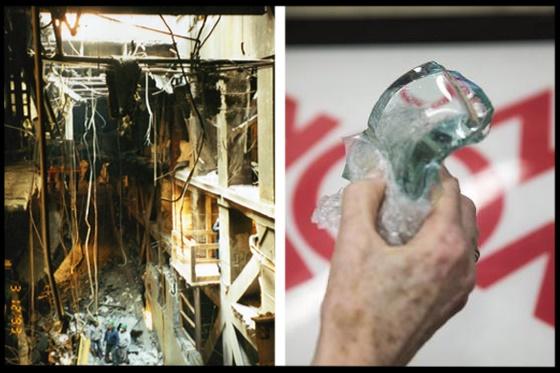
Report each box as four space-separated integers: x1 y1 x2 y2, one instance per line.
139 11 275 366
145 263 203 365
221 70 255 186
192 13 275 60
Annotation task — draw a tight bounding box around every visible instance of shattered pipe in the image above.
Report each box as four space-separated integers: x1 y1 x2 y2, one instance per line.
31 6 65 322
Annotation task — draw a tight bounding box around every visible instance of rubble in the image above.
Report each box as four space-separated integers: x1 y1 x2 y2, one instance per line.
4 8 275 366
38 254 163 366
79 256 163 365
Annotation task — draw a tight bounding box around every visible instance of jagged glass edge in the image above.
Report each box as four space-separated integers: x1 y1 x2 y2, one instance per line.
398 68 495 199
342 61 447 180
342 61 494 201
363 61 447 143
447 70 495 142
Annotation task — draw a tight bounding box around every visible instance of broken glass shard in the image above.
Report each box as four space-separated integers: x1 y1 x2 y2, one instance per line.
314 61 494 245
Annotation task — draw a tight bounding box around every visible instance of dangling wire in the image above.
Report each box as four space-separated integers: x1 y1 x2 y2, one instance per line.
82 101 95 295
116 121 128 267
69 119 82 300
159 15 207 203
92 98 99 312
27 138 39 354
152 76 157 187
144 70 153 146
27 206 35 361
96 110 107 129
66 132 80 314
142 68 158 213
82 96 97 318
198 15 222 51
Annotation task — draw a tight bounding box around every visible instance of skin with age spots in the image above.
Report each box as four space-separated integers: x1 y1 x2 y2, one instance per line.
313 166 478 366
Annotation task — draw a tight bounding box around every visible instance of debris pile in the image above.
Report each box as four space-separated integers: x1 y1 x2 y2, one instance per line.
39 254 163 365
79 256 163 365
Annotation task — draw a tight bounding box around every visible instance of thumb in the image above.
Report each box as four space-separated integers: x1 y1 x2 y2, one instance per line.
340 178 386 234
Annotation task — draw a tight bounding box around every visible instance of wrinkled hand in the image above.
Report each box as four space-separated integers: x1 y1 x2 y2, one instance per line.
313 167 478 366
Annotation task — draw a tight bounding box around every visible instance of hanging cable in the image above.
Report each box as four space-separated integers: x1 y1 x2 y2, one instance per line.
116 124 128 267
47 73 82 314
27 207 35 363
198 16 222 51
92 98 99 313
27 142 43 250
144 70 153 146
192 16 208 61
69 125 83 282
62 10 82 37
66 39 81 56
57 125 80 313
27 138 39 353
66 136 80 313
82 98 96 316
159 15 208 204
4 124 35 138
153 78 157 187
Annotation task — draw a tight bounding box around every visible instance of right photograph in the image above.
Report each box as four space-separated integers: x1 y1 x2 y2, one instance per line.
284 6 554 367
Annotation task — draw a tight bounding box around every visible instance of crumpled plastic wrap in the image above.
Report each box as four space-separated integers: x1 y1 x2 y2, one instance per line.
312 61 494 245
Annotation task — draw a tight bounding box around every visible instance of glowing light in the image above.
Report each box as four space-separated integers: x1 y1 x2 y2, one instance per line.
41 12 184 43
143 306 153 331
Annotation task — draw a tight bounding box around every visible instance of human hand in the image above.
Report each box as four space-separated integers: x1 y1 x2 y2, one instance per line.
313 166 478 366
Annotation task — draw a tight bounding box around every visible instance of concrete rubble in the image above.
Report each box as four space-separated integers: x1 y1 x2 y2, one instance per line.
43 255 163 365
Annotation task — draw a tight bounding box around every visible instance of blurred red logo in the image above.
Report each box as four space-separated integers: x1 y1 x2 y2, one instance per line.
286 90 555 327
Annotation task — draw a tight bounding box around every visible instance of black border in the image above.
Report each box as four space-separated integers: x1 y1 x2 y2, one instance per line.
286 14 555 45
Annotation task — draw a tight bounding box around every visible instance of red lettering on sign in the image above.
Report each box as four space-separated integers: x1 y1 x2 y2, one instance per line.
473 89 555 326
293 144 344 260
285 98 341 290
452 147 505 248
286 97 340 168
477 222 555 326
491 90 554 183
286 89 554 327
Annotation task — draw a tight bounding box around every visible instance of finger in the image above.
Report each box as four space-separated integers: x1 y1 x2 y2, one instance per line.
460 195 479 244
330 179 387 274
339 178 386 235
411 166 462 244
433 165 463 224
448 294 470 320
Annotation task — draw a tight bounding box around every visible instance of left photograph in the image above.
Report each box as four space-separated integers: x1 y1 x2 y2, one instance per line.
4 6 275 366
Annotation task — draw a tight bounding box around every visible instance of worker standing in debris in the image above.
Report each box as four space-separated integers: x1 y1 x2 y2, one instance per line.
314 167 479 366
115 325 131 365
88 320 104 359
103 322 119 364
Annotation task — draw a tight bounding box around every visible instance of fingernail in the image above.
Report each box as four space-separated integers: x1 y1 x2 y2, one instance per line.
364 169 385 180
